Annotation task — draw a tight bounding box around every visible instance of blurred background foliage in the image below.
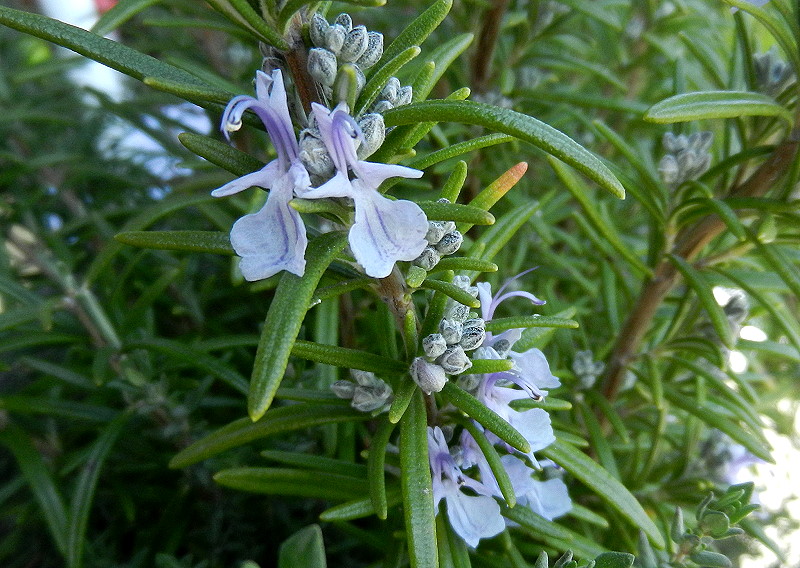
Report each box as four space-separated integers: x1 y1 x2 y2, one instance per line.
1 0 799 567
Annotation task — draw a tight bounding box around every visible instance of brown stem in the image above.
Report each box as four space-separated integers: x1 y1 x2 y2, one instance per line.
471 0 510 94
601 128 800 401
283 12 318 113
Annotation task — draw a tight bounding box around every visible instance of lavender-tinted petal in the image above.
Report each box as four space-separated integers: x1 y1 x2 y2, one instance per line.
354 159 423 189
303 172 355 199
211 161 280 197
477 282 494 321
444 483 505 548
230 174 307 280
288 160 312 196
494 290 546 307
509 348 561 390
349 189 428 278
508 407 555 454
311 102 349 174
524 478 571 520
260 69 294 136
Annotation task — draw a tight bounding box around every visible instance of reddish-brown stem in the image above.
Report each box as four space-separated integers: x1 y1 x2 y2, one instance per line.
602 128 800 401
471 0 510 94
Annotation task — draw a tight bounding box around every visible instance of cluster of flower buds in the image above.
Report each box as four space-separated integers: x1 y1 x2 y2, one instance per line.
332 370 393 413
571 350 605 390
369 76 413 114
413 200 464 271
753 48 795 96
308 13 382 99
658 131 714 188
410 276 487 394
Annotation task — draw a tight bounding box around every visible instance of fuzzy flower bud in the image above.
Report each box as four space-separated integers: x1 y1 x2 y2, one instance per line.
356 31 383 68
308 48 338 87
423 333 448 359
310 13 329 47
444 301 470 323
436 345 473 375
436 231 463 255
413 246 441 270
410 357 447 394
341 25 369 62
460 318 486 351
439 319 463 345
356 113 385 160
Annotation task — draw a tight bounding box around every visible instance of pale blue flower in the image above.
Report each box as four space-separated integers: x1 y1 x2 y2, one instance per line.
499 455 571 520
428 426 505 548
212 69 310 280
476 271 561 401
305 102 428 278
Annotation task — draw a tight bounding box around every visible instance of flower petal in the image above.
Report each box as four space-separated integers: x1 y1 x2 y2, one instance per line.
510 347 561 390
303 172 355 199
355 160 423 189
230 173 307 280
211 161 280 197
508 407 555 454
349 189 428 278
524 478 572 520
445 484 505 548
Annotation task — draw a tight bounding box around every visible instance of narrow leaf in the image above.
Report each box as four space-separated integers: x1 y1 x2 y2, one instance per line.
644 91 791 124
441 382 530 454
384 100 625 198
420 279 481 308
169 404 365 468
459 163 527 234
401 389 439 568
214 467 365 500
379 0 452 67
178 132 265 176
291 340 407 375
418 201 495 226
249 232 348 421
666 254 733 348
459 419 516 507
278 525 327 568
368 419 396 519
407 133 514 170
485 316 578 333
90 0 160 36
541 441 666 548
0 7 228 95
115 230 234 255
67 415 129 568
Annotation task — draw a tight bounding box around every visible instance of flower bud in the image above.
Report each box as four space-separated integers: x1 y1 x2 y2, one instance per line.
439 319 463 345
356 31 383 68
436 345 472 375
460 318 486 351
356 113 385 159
341 25 369 62
332 380 356 399
310 13 329 47
425 221 448 244
444 300 469 323
370 100 393 114
435 230 463 255
658 154 680 186
326 24 347 54
381 77 400 102
395 85 413 106
413 246 440 270
453 275 471 290
308 48 338 86
351 369 376 386
299 132 334 178
410 357 447 394
423 333 448 358
334 13 352 32
352 381 393 412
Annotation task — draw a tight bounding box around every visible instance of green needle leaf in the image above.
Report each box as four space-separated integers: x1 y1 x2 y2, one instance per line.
169 403 366 468
384 100 625 198
644 91 792 124
541 441 666 549
114 231 234 255
441 382 530 454
400 389 439 568
248 232 348 421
